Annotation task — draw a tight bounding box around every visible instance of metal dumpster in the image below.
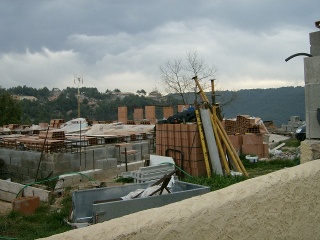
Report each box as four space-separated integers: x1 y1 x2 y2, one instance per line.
71 180 210 224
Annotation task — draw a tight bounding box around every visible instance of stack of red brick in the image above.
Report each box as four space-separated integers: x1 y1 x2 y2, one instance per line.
224 115 268 135
155 116 269 178
49 119 65 128
156 123 206 177
39 130 65 140
228 134 269 159
224 115 269 159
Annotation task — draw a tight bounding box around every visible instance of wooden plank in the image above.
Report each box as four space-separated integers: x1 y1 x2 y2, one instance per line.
0 179 51 202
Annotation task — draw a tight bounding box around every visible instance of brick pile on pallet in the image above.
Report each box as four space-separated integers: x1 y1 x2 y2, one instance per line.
156 123 206 177
224 115 268 135
225 115 269 159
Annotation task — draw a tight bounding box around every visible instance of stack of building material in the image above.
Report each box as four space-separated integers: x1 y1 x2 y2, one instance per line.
126 120 135 125
163 106 174 119
1 136 20 148
242 134 269 159
49 119 65 128
133 107 144 124
118 106 128 123
39 130 65 140
65 136 98 145
228 134 269 159
18 137 45 151
15 136 65 153
225 115 269 159
145 106 156 124
7 124 20 130
156 123 206 177
224 115 268 135
131 164 175 183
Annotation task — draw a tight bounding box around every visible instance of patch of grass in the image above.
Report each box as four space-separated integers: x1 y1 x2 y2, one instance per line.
241 157 299 178
281 138 300 148
115 176 134 183
183 157 300 190
0 193 72 240
182 174 246 191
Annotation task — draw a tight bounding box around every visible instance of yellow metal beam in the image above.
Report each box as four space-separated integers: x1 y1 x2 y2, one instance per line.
209 110 230 175
195 109 212 177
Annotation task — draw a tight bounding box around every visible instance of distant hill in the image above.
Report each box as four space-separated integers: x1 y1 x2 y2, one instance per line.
5 85 305 127
217 87 305 127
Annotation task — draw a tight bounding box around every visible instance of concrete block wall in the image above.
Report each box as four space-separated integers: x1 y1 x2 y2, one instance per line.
305 29 320 139
0 141 149 181
310 31 320 56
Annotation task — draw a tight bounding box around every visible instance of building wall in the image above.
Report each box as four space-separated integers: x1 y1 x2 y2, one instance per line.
0 141 150 181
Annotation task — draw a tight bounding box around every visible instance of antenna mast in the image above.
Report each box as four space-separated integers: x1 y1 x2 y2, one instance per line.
74 75 83 118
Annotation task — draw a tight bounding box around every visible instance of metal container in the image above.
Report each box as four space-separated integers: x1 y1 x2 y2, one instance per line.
71 180 210 224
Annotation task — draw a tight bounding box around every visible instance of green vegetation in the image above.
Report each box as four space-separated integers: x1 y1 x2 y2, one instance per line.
184 156 300 189
0 193 72 240
0 91 22 126
242 158 299 178
280 138 301 148
1 85 305 126
183 174 246 191
115 176 134 183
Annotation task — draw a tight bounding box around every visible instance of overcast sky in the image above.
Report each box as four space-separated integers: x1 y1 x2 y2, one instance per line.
0 0 319 94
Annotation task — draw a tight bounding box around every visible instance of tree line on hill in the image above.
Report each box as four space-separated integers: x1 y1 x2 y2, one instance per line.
0 85 305 127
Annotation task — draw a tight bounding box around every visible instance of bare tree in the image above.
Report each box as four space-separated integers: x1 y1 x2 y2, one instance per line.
159 50 217 104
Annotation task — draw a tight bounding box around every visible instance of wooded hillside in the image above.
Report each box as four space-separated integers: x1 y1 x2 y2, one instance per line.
3 86 305 127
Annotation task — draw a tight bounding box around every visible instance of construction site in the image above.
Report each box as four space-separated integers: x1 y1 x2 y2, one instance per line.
1 25 320 240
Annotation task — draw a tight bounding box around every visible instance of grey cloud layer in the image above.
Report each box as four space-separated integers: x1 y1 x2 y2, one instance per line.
0 0 319 92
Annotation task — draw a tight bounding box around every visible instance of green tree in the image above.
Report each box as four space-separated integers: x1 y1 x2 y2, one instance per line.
136 89 147 96
0 91 22 125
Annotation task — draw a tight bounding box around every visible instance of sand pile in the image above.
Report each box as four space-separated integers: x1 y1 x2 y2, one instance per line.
40 160 320 240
